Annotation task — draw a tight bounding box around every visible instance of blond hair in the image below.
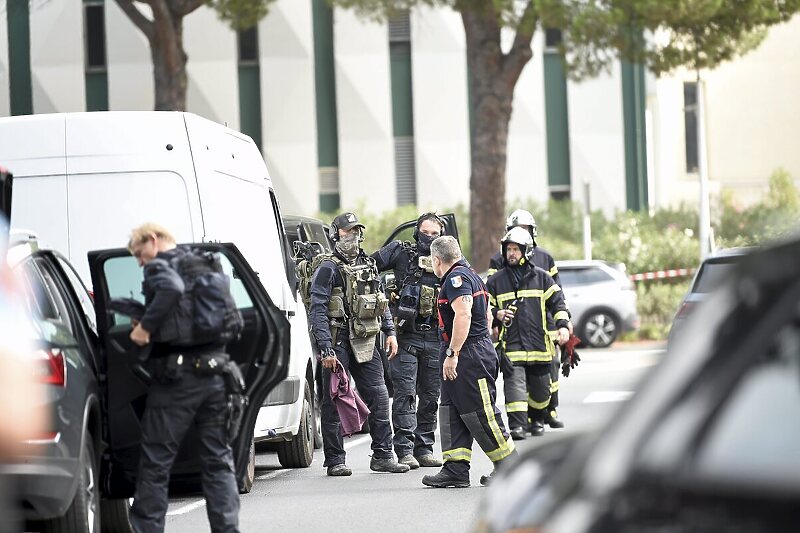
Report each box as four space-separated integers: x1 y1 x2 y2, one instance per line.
128 223 176 252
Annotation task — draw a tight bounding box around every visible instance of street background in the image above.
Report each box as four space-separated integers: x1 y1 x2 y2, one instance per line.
166 343 664 532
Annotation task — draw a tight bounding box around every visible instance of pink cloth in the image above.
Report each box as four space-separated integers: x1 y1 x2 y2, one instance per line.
329 362 371 437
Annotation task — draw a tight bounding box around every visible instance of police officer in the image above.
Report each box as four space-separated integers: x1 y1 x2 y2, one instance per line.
487 209 570 430
310 212 410 476
372 213 445 470
421 236 516 488
127 223 240 533
487 227 570 438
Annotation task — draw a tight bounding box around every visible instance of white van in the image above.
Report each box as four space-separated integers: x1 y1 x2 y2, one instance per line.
0 111 319 480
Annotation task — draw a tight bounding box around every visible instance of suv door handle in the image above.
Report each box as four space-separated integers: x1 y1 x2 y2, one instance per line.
287 310 296 317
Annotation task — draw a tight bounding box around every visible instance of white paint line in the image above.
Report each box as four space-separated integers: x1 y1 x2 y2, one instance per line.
583 391 634 404
343 434 371 450
167 499 206 517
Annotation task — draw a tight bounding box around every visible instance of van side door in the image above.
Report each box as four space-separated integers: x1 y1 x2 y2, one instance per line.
88 243 290 497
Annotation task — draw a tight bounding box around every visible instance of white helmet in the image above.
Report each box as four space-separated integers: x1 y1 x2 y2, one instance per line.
505 209 538 239
501 226 534 263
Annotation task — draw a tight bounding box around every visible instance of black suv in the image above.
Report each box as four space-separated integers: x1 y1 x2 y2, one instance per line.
2 232 290 531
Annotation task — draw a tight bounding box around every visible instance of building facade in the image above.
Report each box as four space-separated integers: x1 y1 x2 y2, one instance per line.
2 0 798 217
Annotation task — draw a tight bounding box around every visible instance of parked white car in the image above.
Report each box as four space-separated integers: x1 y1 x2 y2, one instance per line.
556 260 640 348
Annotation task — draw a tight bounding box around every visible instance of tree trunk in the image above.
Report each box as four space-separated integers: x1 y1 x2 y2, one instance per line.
150 8 188 111
462 10 519 271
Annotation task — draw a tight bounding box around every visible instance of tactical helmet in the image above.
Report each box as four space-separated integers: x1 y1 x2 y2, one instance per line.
501 226 534 263
505 209 538 239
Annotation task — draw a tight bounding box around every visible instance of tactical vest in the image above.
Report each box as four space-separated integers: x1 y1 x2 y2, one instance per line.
297 253 388 363
386 243 439 331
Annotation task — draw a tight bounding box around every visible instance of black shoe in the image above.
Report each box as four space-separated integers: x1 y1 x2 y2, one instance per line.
545 410 565 429
479 472 494 486
509 427 527 441
416 454 443 468
326 464 352 476
422 470 470 488
529 421 545 436
370 457 411 473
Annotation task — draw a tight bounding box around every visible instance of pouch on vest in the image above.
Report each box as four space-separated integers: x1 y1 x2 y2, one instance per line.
349 321 379 363
419 285 436 318
395 284 419 330
328 288 346 318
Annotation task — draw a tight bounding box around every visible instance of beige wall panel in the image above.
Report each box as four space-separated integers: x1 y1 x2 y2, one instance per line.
0 0 8 116
410 6 470 211
260 0 319 215
30 0 85 113
106 0 153 110
333 10 395 213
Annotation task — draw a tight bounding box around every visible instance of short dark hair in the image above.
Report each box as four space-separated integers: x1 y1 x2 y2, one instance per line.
417 212 444 231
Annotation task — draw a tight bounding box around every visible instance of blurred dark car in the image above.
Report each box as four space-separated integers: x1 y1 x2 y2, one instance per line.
668 247 753 346
474 237 800 533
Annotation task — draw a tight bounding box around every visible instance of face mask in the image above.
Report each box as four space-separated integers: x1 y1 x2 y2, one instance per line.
335 233 361 261
416 232 437 254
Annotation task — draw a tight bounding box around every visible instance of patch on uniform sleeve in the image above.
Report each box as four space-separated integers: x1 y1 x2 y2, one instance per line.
451 275 463 288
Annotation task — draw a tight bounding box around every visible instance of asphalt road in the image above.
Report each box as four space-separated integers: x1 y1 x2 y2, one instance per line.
165 343 664 532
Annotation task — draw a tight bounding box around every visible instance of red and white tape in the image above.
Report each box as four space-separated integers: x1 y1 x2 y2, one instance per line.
629 268 694 281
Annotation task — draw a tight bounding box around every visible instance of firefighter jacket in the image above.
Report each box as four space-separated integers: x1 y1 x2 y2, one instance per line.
487 246 568 333
486 263 569 364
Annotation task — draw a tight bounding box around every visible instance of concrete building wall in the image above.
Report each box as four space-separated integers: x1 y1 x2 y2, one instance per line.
260 0 319 215
333 10 395 212
567 63 627 217
410 6 470 211
29 0 85 113
105 0 153 110
506 33 549 208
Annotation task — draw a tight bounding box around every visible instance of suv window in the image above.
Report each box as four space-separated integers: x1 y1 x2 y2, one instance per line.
57 256 98 335
19 258 75 334
559 267 613 287
693 259 737 294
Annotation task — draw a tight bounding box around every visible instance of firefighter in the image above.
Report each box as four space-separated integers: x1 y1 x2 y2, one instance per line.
486 227 570 437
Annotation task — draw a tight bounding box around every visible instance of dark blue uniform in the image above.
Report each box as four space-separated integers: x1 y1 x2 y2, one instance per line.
373 241 441 460
131 247 239 533
309 251 397 468
436 260 515 480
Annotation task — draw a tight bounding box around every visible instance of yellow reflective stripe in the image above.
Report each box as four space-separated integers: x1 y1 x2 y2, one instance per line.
554 310 569 321
549 266 559 277
489 293 498 306
506 350 554 363
479 378 507 454
543 284 561 301
496 292 516 305
516 289 543 299
487 268 497 277
486 437 515 462
528 395 550 410
505 401 528 413
443 447 472 462
550 380 560 393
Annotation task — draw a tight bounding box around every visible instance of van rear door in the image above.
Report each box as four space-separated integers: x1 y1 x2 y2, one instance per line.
88 243 289 496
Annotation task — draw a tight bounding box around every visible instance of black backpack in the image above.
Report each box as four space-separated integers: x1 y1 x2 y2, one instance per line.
170 248 244 346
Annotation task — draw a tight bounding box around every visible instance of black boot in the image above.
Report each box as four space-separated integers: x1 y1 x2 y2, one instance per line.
545 410 564 429
479 471 494 486
529 420 545 436
509 427 527 441
422 470 470 488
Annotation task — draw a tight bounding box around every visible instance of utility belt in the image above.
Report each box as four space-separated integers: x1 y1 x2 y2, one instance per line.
148 351 247 443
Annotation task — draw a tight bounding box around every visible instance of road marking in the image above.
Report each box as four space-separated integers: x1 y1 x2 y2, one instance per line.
167 435 372 517
583 391 633 403
344 434 371 450
167 499 206 516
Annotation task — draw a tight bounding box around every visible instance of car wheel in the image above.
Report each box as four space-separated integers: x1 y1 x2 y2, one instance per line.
100 498 133 532
580 311 620 348
239 440 256 494
41 432 99 533
276 381 314 468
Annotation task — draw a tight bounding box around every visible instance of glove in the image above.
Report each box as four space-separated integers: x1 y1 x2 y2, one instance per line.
560 334 582 378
